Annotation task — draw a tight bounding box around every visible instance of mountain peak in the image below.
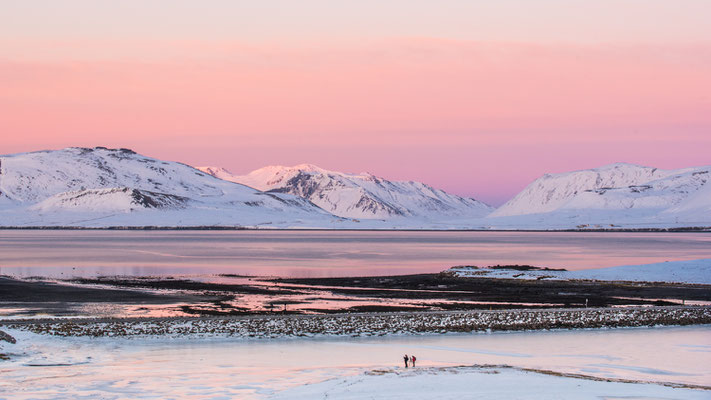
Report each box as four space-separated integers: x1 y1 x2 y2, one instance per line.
196 166 234 179
291 163 327 173
489 162 707 218
594 162 650 171
2 147 708 229
195 163 492 220
0 147 341 228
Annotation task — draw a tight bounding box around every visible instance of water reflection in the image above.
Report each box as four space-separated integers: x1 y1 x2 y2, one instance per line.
1 230 710 278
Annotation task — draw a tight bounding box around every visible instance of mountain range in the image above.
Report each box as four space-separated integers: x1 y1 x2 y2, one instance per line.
197 164 493 220
0 147 708 229
0 147 340 228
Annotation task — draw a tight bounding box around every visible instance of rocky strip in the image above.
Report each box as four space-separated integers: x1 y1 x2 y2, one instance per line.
0 329 16 343
3 306 710 339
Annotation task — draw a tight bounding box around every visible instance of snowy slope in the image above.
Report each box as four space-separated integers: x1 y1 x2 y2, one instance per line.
485 163 711 229
1 148 708 229
491 163 687 217
448 258 711 284
197 164 493 220
0 147 342 228
29 187 189 213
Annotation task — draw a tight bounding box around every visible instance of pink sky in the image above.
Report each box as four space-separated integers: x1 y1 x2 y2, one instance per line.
1 2 710 205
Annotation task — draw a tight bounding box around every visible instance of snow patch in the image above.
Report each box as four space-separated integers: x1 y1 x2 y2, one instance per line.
448 258 711 284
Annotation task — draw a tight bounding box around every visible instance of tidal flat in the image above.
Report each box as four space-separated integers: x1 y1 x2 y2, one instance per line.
2 231 711 398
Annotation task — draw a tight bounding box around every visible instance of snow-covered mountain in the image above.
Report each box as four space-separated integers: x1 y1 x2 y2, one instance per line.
1 148 708 229
197 164 493 220
486 163 711 229
0 147 342 228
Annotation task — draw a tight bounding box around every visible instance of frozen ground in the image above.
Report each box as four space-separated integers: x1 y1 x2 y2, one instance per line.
1 325 709 399
449 258 711 284
272 366 711 400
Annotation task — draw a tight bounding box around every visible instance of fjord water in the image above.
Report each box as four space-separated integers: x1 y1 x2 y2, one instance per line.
1 230 710 277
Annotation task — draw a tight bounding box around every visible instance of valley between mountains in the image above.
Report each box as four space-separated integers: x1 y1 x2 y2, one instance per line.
0 147 709 229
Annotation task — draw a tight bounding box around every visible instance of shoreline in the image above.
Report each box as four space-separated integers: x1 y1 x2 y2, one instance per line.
4 306 710 339
3 272 710 319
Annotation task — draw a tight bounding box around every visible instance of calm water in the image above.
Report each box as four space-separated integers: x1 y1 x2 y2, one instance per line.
1 230 711 278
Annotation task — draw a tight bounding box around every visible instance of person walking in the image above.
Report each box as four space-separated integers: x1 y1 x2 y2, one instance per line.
411 355 416 367
403 354 409 368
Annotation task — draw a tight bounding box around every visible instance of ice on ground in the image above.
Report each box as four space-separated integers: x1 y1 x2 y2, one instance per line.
1 325 709 399
448 258 711 284
270 366 710 400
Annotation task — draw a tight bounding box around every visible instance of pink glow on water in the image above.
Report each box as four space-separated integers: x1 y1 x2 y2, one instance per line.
2 231 711 278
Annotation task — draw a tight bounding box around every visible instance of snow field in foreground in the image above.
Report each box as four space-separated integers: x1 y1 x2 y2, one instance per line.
2 325 709 399
270 365 710 400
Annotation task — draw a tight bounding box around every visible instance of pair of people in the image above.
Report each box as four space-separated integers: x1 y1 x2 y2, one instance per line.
403 354 417 368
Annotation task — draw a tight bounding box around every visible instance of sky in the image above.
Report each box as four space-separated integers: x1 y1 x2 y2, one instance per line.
1 1 710 205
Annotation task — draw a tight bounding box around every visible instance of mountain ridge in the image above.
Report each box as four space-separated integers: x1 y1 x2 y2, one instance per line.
0 147 708 229
197 164 493 220
484 162 710 229
0 147 342 228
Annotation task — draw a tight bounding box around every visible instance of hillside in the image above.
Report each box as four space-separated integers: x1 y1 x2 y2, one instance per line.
0 147 341 228
197 164 493 221
486 163 711 229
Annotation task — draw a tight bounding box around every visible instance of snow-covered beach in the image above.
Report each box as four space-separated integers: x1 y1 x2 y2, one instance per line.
1 325 709 399
271 365 711 400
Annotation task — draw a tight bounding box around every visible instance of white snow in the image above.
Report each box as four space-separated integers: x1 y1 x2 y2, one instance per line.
29 187 188 213
270 366 710 400
490 163 689 217
198 164 493 220
1 149 709 229
2 325 709 399
448 258 711 284
485 163 711 229
0 147 342 228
